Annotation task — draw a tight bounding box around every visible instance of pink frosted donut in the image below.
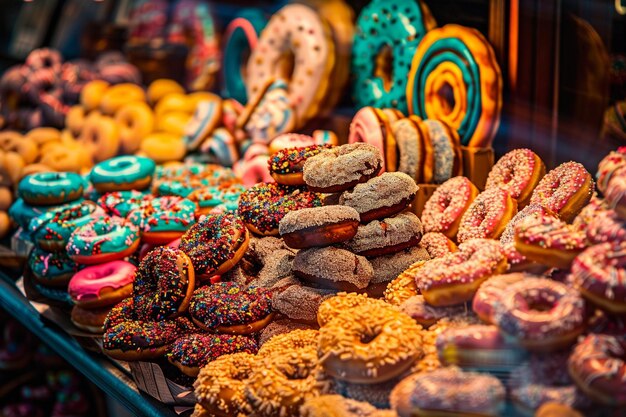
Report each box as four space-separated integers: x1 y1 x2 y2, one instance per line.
418 232 457 258
485 148 546 207
234 154 273 186
499 202 550 272
421 176 479 239
472 273 529 323
571 242 626 314
493 277 585 351
68 260 136 308
596 147 626 194
399 295 467 327
222 98 244 135
25 48 62 73
604 164 626 220
348 107 389 172
268 133 316 155
585 208 626 244
457 187 517 243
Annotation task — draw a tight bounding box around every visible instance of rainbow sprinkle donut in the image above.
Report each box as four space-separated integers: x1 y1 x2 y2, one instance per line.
352 0 436 113
407 24 503 148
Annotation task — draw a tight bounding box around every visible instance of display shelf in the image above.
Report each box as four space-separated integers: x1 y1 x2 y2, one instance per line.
0 275 179 417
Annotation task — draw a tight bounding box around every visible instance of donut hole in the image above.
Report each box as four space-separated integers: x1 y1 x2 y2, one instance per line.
276 51 295 82
437 81 456 115
374 45 394 92
359 330 379 345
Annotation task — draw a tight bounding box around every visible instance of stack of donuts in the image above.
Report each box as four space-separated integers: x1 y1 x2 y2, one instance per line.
0 49 140 130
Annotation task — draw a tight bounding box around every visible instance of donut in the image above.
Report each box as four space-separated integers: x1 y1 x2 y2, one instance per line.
596 147 626 194
167 333 258 377
28 200 103 252
340 172 418 223
28 247 77 287
183 97 222 151
352 0 435 113
367 247 431 296
257 328 319 357
199 128 239 167
97 190 151 218
18 172 86 206
114 102 154 154
103 297 135 330
189 282 273 334
99 62 141 85
301 395 396 417
258 320 314 346
238 182 322 236
514 212 588 269
457 187 518 243
140 132 186 164
293 246 373 291
99 83 145 115
584 207 626 244
65 106 85 136
345 212 423 257
103 320 181 361
80 80 109 111
0 132 38 164
90 156 155 194
8 198 57 230
391 368 505 417
568 334 626 406
348 107 397 172
146 79 185 105
485 148 546 207
68 260 136 308
419 232 457 258
535 403 584 417
66 216 140 264
155 92 193 117
245 4 334 126
186 182 246 215
39 141 91 174
399 294 468 327
221 98 245 136
421 176 479 239
530 161 594 222
269 144 332 186
270 278 335 324
78 114 121 163
178 213 249 279
278 205 360 249
571 242 626 314
421 119 463 183
194 352 257 417
23 68 58 104
391 116 434 183
70 305 111 333
407 24 503 148
268 133 317 155
319 302 422 383
303 143 382 193
418 238 507 307
317 292 388 328
127 196 197 244
221 9 267 103
472 273 528 323
312 130 339 147
493 277 585 351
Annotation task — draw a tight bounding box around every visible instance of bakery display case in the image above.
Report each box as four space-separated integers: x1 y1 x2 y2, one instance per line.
0 1 624 416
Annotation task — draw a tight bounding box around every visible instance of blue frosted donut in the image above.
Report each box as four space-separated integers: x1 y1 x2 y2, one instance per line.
352 0 436 113
90 156 156 193
222 9 267 103
29 247 78 286
8 198 65 229
18 172 87 206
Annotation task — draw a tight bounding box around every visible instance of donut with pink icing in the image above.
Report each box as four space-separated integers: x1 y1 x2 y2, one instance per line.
418 232 457 259
604 164 626 221
457 187 517 243
493 277 585 351
68 260 136 309
472 273 528 323
596 147 626 194
348 107 392 172
421 176 479 239
485 148 546 207
585 208 626 244
234 153 273 187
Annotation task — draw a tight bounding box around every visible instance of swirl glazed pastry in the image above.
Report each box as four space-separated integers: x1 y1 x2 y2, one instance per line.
339 172 418 223
346 212 423 257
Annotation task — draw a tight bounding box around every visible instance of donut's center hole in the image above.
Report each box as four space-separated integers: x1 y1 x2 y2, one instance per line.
117 160 133 168
360 332 378 344
527 298 554 312
276 51 295 82
374 45 393 92
437 81 456 115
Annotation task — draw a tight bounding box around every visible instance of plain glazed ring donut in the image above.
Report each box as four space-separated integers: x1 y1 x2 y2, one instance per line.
345 212 423 257
79 114 121 163
485 148 546 207
457 187 518 243
319 302 423 384
407 24 503 147
114 102 154 154
246 4 334 126
352 0 436 113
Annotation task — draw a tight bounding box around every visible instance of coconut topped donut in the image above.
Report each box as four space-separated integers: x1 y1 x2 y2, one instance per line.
303 143 383 193
339 172 418 222
293 246 373 291
346 212 423 256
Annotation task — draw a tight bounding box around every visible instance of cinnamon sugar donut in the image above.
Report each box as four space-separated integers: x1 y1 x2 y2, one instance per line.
485 148 546 207
421 119 463 184
293 246 373 291
271 277 335 324
367 247 431 297
457 187 518 243
421 176 479 239
319 302 423 383
303 143 383 193
346 212 423 257
418 232 457 258
339 172 418 223
278 205 360 249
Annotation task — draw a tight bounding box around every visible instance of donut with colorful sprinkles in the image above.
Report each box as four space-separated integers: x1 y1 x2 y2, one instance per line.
28 247 78 287
127 196 197 244
485 148 546 207
457 187 518 243
97 190 153 218
103 319 181 361
269 144 332 186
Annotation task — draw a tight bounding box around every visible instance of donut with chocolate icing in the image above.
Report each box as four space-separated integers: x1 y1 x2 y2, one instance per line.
103 319 181 361
278 205 360 249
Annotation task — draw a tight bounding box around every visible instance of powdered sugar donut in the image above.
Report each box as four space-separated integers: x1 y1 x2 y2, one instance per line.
485 148 546 207
392 116 433 183
346 212 423 257
421 119 463 183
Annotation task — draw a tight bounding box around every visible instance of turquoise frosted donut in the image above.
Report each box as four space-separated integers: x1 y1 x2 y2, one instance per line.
222 9 267 103
127 196 197 243
8 198 64 229
90 156 156 193
97 190 153 218
18 172 86 206
352 0 435 113
29 246 78 286
29 200 104 252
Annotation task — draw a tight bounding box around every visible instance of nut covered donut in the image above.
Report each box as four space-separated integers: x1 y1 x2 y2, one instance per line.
278 205 360 249
407 24 503 147
238 182 322 236
246 4 334 126
457 187 518 243
319 302 423 384
178 213 250 280
132 247 195 321
485 148 546 207
421 176 479 239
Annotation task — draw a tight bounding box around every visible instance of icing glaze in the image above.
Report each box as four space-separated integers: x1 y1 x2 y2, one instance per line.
97 190 153 218
29 200 104 248
28 247 78 281
183 98 222 151
9 198 60 229
18 172 86 205
66 216 140 258
90 156 155 189
68 260 136 302
127 196 197 234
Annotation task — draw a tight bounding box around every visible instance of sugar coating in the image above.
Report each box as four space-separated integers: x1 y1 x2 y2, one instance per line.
422 177 476 234
530 161 592 213
486 148 540 200
384 267 422 306
424 120 456 184
279 205 360 235
596 148 626 193
271 281 336 322
346 212 423 253
457 188 514 242
303 143 382 189
369 246 430 284
393 118 422 180
339 172 418 214
254 250 296 288
246 236 295 264
293 247 373 289
419 232 455 259
572 196 606 231
258 320 314 346
585 208 626 244
167 333 258 368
